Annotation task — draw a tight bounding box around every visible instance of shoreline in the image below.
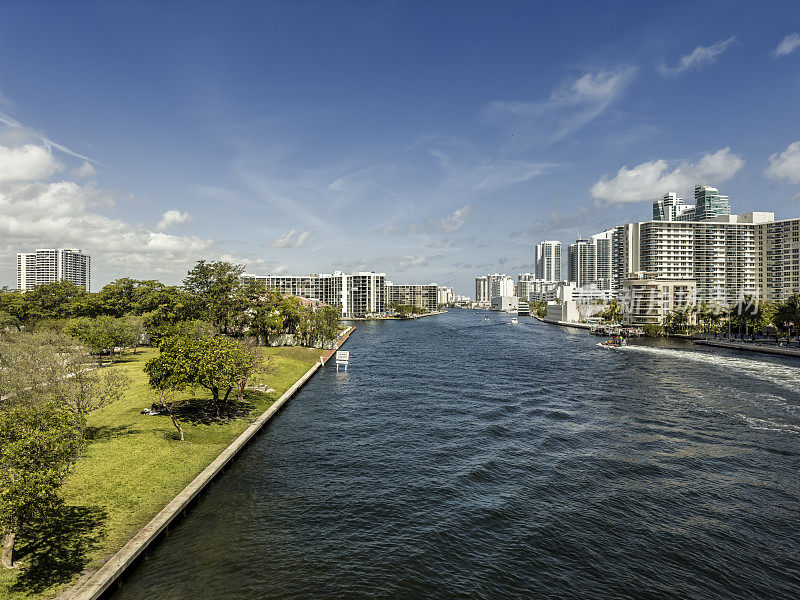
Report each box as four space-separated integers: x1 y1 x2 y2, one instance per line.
693 339 800 358
342 310 446 321
61 327 356 600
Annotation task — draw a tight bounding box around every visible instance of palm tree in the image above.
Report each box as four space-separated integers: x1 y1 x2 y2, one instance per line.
775 295 800 346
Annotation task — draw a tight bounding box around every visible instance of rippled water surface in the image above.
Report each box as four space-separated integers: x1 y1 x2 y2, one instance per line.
115 310 800 599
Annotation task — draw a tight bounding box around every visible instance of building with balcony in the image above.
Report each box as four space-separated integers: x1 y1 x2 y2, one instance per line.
16 248 91 292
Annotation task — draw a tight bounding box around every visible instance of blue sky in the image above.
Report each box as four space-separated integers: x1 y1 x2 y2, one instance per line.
1 0 800 294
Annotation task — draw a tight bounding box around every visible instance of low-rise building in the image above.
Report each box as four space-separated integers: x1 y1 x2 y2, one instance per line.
621 272 696 326
491 295 518 311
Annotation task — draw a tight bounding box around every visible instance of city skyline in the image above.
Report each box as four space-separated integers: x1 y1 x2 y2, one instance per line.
1 2 800 295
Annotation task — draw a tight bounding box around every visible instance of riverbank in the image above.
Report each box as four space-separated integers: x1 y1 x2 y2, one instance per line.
693 339 800 358
0 333 355 600
342 310 446 321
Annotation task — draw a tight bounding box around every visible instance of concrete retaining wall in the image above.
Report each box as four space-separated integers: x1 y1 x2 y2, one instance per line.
63 327 356 600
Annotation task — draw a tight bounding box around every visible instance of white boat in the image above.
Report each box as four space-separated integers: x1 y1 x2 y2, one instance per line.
484 316 490 321
510 317 519 324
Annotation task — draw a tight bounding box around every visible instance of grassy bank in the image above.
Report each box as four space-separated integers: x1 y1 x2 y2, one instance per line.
0 346 324 600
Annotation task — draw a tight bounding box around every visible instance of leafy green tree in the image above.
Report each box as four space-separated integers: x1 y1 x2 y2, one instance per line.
0 402 84 569
0 310 21 332
183 260 245 333
600 299 622 323
774 294 800 345
145 334 257 417
0 291 28 323
21 281 87 323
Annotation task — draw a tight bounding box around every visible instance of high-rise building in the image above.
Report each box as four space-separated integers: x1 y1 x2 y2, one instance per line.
437 286 455 306
567 239 593 287
610 213 774 307
475 276 489 303
386 283 439 312
242 271 386 318
756 217 800 303
567 231 612 289
16 248 91 292
487 274 514 299
694 185 731 221
534 240 562 282
653 192 695 221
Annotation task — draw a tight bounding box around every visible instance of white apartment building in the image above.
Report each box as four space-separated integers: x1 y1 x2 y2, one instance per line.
475 276 489 303
386 283 439 313
567 230 612 289
517 274 561 301
534 240 562 282
757 217 800 303
621 272 697 326
611 212 774 307
437 286 455 306
242 271 386 318
16 248 91 292
488 273 514 299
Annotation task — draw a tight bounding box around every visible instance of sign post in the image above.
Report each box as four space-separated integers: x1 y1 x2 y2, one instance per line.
335 350 350 372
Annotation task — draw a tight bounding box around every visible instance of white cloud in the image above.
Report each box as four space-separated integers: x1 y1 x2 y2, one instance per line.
774 32 800 57
72 161 97 178
0 143 277 286
267 229 312 248
439 204 472 232
764 141 800 184
590 147 745 203
156 209 192 231
485 67 636 141
0 144 60 182
658 36 736 76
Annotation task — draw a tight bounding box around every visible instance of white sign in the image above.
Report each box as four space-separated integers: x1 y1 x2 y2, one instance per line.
335 350 349 371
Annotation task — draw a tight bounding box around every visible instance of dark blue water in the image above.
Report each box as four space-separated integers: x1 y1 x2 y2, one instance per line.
114 310 800 599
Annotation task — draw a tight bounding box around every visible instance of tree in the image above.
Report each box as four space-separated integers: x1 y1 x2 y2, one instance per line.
0 402 84 569
183 260 245 333
20 281 87 323
145 334 257 418
0 330 130 421
775 294 800 345
600 299 622 323
0 310 21 332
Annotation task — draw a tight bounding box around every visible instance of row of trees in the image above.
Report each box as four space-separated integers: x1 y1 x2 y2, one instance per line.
656 295 800 339
0 331 130 568
0 260 342 348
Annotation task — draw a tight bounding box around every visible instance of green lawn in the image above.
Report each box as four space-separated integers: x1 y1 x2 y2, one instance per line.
0 345 324 600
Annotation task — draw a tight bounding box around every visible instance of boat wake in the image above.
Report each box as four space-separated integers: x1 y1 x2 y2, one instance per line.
622 344 800 393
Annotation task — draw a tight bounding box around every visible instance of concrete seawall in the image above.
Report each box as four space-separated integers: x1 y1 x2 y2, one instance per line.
64 327 356 600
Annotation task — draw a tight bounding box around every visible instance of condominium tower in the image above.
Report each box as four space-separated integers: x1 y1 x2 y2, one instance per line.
16 248 91 292
242 271 386 318
534 241 562 282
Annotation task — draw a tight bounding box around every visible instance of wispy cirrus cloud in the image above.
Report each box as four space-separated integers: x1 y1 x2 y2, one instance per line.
657 36 736 76
265 228 312 248
377 204 473 236
485 67 637 142
0 108 99 164
774 32 800 57
590 147 744 204
338 254 443 274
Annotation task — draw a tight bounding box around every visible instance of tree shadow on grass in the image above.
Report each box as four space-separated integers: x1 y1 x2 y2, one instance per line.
171 396 256 426
11 504 107 595
84 424 142 442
